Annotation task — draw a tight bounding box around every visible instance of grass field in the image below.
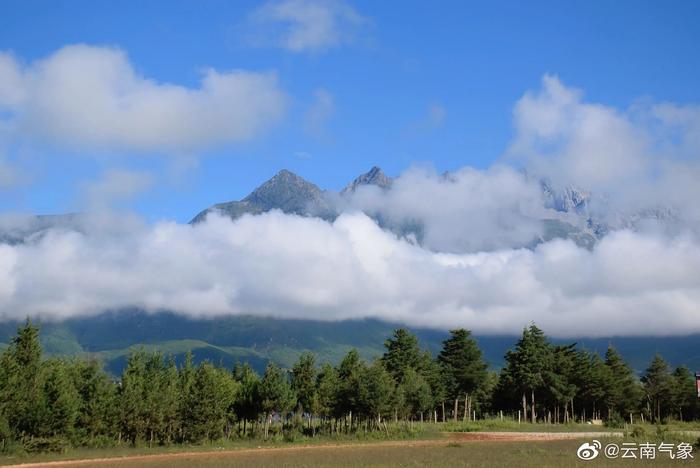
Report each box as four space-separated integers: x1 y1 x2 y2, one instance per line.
1 420 698 467
3 439 697 467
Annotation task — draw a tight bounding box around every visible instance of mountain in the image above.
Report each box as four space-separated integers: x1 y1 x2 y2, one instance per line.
190 166 603 249
190 169 335 223
341 166 392 195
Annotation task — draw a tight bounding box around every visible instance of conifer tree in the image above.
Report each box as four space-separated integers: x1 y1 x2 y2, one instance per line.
291 352 317 417
335 350 365 424
438 329 487 421
671 366 698 421
72 359 117 441
0 320 44 437
358 360 394 426
397 368 432 421
502 325 552 423
258 363 295 438
315 362 339 430
188 362 238 441
232 362 260 437
604 346 642 420
40 359 80 438
177 351 195 441
642 355 674 422
382 329 422 382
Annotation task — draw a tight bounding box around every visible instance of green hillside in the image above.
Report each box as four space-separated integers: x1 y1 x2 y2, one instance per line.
0 312 697 376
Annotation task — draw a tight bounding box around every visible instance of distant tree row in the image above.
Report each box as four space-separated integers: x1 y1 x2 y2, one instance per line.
0 321 697 452
493 325 699 425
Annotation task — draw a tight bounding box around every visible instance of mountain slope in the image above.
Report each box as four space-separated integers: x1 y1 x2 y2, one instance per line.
1 312 697 377
190 169 335 223
341 166 392 195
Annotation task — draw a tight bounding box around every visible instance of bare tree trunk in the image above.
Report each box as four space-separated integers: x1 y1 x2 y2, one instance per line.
571 398 575 423
531 389 536 424
453 398 458 422
442 401 446 422
463 394 468 421
522 393 527 423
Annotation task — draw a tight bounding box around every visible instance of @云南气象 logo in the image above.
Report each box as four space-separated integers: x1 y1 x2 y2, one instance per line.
577 440 601 460
576 440 694 460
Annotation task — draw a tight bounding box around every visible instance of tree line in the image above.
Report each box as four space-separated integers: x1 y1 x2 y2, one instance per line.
0 321 697 452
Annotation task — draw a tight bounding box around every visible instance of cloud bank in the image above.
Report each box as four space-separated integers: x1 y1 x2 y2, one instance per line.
0 211 697 337
0 45 288 153
0 75 698 337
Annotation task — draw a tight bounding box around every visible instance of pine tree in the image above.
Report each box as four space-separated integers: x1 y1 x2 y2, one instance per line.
188 362 239 442
232 362 260 437
358 360 394 427
671 366 698 421
119 350 149 445
315 363 339 431
502 325 552 423
544 344 578 423
40 359 80 438
291 352 317 417
397 368 432 421
382 329 422 382
438 329 487 421
178 351 195 441
604 346 642 421
421 355 447 421
72 359 117 442
258 363 295 438
335 350 365 426
0 320 45 438
641 354 673 423
586 353 611 421
160 358 180 443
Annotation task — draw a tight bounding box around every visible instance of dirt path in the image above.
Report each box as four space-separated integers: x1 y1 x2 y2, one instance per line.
446 431 623 441
0 432 625 467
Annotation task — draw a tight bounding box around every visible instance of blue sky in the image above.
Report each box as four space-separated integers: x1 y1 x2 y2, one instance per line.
1 0 699 223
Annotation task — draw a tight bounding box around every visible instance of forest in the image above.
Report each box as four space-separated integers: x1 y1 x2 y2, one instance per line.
0 321 697 453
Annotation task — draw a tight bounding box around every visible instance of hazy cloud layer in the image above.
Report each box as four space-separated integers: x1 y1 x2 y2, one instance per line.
244 0 367 52
0 45 288 153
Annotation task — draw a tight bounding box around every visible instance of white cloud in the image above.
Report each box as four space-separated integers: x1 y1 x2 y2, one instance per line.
0 45 288 153
337 165 547 253
508 75 649 192
246 0 367 52
508 75 700 229
0 211 698 337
